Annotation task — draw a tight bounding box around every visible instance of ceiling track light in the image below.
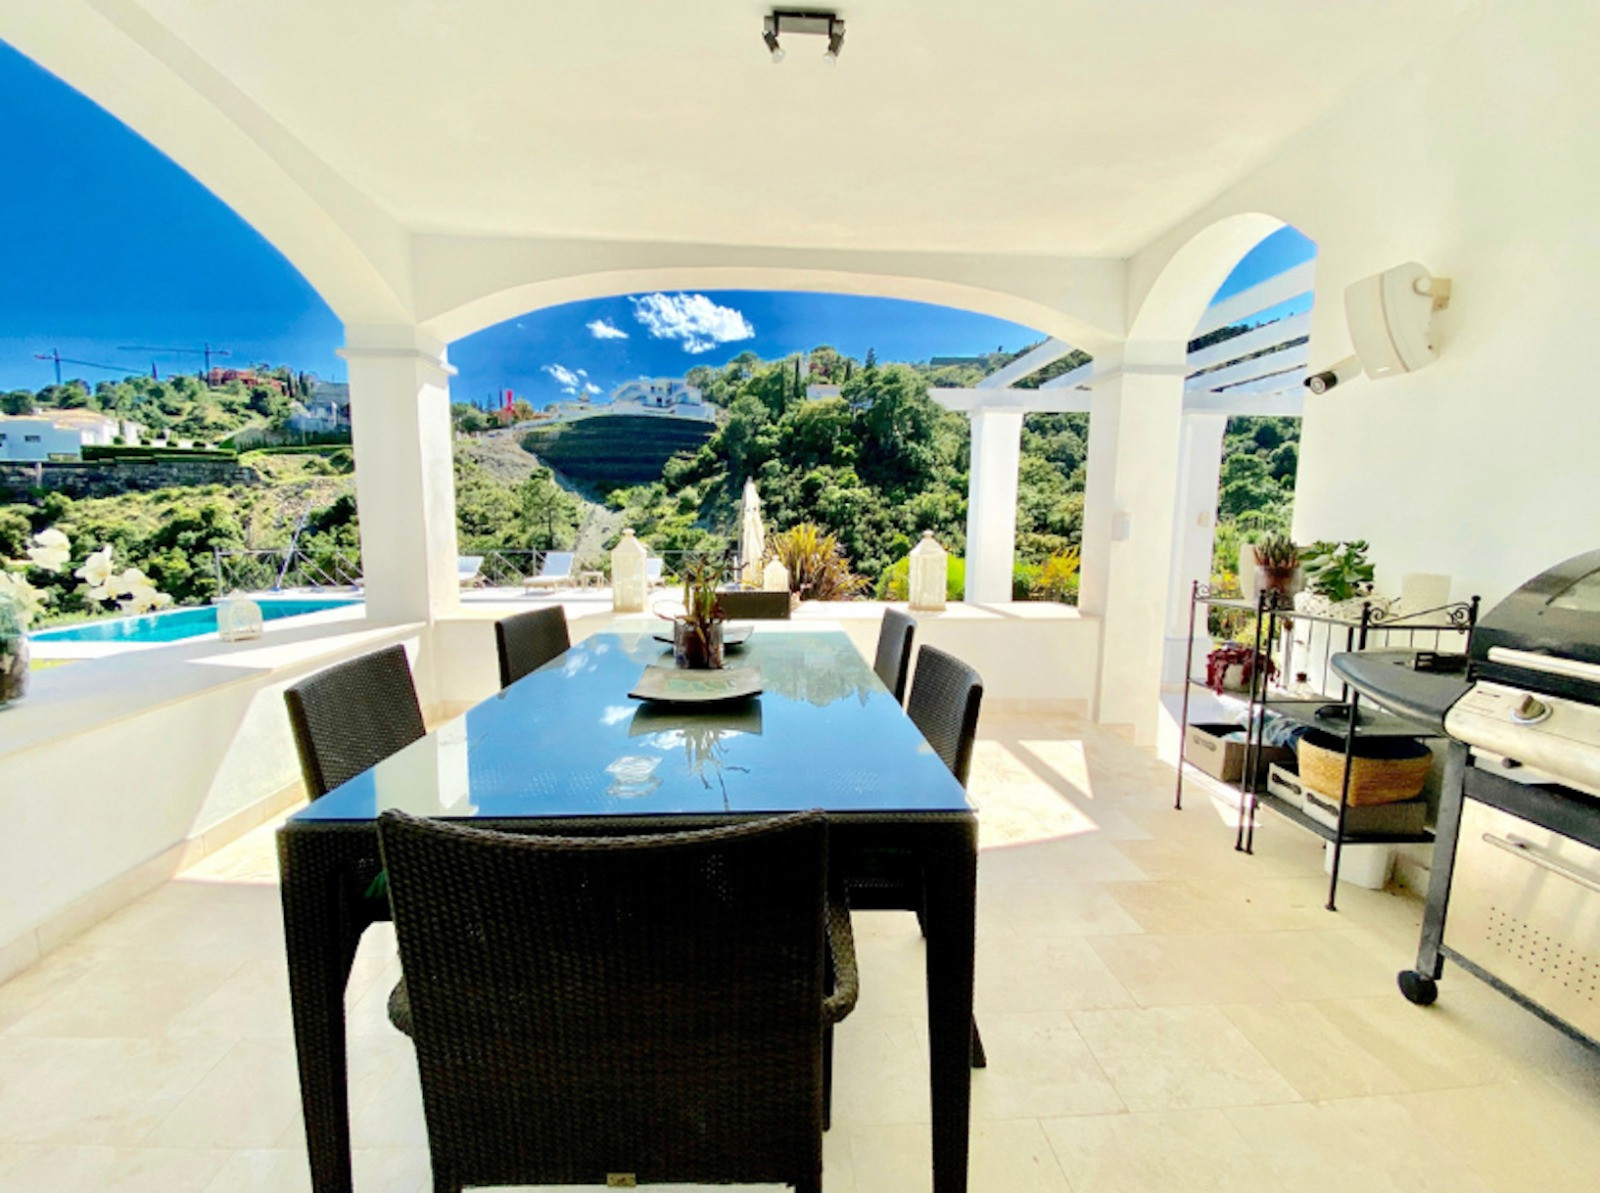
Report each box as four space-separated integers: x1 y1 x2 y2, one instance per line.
763 10 845 65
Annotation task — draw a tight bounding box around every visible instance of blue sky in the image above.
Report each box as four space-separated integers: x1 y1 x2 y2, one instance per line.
0 38 1314 404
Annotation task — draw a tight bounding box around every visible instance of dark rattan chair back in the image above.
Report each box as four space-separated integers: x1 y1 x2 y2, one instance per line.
873 608 917 702
494 605 571 688
716 589 792 620
284 644 426 799
378 809 840 1193
905 645 984 788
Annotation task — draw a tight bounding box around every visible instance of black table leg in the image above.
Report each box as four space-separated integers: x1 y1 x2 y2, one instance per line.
279 829 371 1193
921 818 978 1193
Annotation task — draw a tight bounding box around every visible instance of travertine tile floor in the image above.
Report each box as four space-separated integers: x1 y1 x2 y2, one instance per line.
2 707 1599 1191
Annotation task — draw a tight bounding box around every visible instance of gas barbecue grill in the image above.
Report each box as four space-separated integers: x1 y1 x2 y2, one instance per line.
1333 548 1600 1046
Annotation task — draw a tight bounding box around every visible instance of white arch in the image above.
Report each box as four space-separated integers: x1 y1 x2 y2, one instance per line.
1128 212 1287 346
1 1 413 327
412 237 1128 353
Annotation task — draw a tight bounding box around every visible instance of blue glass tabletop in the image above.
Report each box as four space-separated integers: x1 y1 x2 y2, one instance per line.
293 627 973 823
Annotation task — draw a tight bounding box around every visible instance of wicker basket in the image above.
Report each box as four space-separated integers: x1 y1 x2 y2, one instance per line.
1295 730 1433 807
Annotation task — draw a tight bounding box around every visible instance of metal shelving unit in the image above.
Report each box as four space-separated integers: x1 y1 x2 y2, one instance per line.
1174 582 1479 909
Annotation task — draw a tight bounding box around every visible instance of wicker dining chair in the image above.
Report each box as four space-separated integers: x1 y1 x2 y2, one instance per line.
850 643 988 1066
716 589 792 620
873 608 917 703
283 643 426 799
494 605 571 689
378 809 857 1193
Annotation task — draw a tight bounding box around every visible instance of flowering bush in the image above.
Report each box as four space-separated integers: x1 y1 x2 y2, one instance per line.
0 529 172 629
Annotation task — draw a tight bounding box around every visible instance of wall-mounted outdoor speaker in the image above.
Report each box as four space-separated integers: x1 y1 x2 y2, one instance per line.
1344 261 1453 380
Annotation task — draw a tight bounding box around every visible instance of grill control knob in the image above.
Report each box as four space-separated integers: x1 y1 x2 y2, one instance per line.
1511 693 1552 724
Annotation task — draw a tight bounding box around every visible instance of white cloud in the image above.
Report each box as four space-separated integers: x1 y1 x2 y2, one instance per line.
587 318 629 340
543 363 583 394
584 382 602 395
630 292 755 354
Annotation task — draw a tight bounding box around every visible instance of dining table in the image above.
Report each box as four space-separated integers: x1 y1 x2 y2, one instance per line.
278 622 978 1193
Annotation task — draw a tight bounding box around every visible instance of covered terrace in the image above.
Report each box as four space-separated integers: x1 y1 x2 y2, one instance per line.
2 2 1599 1190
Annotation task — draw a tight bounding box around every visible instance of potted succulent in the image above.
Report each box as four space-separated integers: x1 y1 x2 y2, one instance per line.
1296 539 1384 618
673 555 726 670
1253 532 1302 600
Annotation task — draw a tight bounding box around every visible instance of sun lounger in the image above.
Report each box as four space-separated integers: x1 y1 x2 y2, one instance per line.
457 556 485 588
523 551 576 590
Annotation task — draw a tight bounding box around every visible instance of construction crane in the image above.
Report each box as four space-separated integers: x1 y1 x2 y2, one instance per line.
118 342 232 384
33 349 136 386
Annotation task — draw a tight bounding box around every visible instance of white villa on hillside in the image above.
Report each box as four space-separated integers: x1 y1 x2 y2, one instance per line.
0 409 142 461
541 377 714 425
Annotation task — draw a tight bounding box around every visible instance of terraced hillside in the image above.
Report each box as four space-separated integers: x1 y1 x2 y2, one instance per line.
521 416 716 489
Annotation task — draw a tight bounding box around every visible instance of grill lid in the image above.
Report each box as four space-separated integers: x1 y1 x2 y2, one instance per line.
1474 548 1600 704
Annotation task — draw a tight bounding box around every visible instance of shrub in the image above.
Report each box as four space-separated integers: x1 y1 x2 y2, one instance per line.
876 555 966 602
768 523 868 601
1029 548 1081 604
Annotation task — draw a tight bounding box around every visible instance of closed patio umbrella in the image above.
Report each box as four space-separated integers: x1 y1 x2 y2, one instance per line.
738 478 764 587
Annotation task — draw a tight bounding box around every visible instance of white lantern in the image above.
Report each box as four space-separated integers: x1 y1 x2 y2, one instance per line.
762 558 790 593
216 594 264 642
908 531 948 611
611 529 649 613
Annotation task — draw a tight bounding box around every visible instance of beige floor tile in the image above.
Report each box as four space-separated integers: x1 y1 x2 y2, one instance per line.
166 960 295 1040
1309 994 1520 1092
975 936 1134 1013
1102 876 1336 935
0 1036 231 1146
349 1047 428 1149
848 1118 1070 1193
829 1016 932 1126
970 1013 1125 1120
3 956 243 1040
1224 1097 1492 1193
199 1148 310 1193
1040 1108 1263 1193
982 836 1151 885
1396 1078 1600 1191
1226 928 1402 1000
0 944 104 1034
0 1143 229 1192
1221 1002 1413 1101
145 1038 305 1149
982 882 1144 939
1085 934 1272 1008
1071 1006 1302 1112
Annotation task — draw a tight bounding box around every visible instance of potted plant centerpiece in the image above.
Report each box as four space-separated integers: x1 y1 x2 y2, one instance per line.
673 556 726 670
1253 532 1302 601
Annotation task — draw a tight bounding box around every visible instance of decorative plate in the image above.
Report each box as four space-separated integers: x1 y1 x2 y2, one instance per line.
629 663 763 704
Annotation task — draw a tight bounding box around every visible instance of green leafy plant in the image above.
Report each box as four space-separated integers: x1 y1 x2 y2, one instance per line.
768 523 867 601
682 555 726 633
1300 539 1375 601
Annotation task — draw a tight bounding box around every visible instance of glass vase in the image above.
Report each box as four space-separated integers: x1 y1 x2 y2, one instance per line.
673 618 725 670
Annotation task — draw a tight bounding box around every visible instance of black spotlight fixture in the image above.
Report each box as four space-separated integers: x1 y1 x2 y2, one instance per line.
762 10 845 65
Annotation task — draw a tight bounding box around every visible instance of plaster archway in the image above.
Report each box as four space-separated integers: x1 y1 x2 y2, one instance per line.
1128 212 1288 347
429 269 1071 349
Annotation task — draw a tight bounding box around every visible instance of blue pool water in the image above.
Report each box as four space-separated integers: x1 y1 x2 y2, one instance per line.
32 598 359 644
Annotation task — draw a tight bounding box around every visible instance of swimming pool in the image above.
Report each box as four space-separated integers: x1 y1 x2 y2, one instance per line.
31 597 360 644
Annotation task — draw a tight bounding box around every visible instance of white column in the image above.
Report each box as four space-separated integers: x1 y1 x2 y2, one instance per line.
964 408 1024 604
341 328 461 623
1163 412 1229 687
1079 355 1187 743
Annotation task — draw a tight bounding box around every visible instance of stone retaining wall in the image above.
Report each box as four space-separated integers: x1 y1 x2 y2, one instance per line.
0 458 258 499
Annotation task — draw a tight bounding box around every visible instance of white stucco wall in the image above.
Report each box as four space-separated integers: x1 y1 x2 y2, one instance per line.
1133 0 1600 609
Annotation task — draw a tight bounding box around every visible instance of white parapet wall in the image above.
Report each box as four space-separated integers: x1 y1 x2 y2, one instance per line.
0 609 429 983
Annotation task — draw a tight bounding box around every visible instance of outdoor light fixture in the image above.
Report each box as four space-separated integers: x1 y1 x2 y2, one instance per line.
763 10 845 65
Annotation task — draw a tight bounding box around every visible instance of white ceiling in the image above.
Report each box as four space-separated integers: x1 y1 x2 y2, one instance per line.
137 0 1478 257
